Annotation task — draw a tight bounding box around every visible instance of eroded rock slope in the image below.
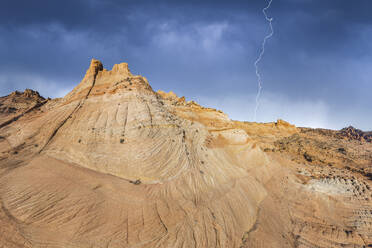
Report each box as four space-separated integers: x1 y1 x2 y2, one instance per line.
0 59 371 248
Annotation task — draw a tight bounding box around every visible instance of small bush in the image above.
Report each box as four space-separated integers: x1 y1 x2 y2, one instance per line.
303 152 313 162
129 179 141 185
337 147 346 154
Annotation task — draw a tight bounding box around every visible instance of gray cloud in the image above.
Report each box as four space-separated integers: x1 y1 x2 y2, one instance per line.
0 0 371 130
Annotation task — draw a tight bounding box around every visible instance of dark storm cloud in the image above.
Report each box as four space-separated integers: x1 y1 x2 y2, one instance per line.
0 0 371 129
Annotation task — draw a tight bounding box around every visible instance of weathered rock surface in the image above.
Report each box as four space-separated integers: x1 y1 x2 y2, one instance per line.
0 59 371 248
337 126 372 143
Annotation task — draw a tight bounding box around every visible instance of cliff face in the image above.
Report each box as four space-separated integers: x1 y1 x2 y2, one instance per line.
0 59 371 248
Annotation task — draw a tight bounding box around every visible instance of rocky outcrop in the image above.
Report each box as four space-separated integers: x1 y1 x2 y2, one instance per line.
0 59 371 248
0 89 48 130
1 89 45 114
8 89 44 99
338 126 372 143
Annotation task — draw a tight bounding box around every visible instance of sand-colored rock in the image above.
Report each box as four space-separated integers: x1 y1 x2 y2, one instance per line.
0 59 371 247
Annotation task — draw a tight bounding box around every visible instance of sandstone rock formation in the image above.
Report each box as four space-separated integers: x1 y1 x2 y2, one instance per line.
0 59 371 248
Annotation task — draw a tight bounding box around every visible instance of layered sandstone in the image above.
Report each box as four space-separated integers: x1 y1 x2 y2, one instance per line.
0 59 371 248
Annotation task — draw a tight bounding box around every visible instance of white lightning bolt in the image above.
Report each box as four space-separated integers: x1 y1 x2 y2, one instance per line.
253 0 274 121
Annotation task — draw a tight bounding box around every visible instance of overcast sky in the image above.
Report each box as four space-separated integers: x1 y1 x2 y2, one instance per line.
0 0 371 130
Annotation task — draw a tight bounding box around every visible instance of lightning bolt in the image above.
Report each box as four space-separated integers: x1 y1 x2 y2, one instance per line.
253 0 274 121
